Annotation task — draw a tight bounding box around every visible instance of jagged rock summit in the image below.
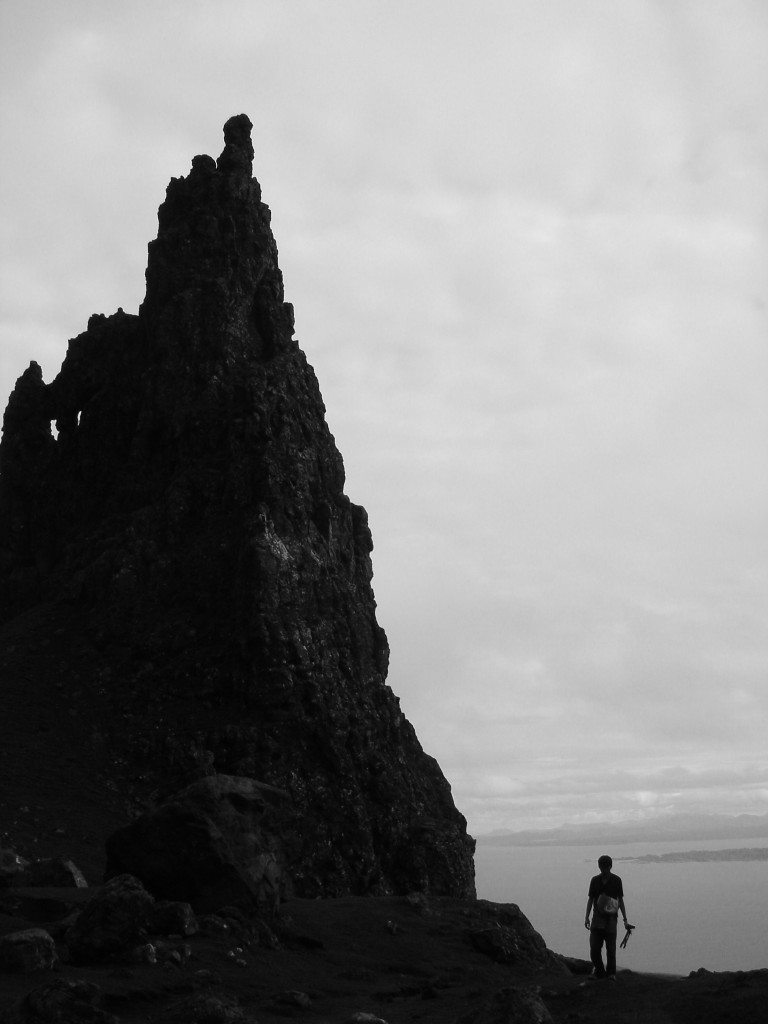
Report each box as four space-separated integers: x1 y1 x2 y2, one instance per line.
0 115 475 898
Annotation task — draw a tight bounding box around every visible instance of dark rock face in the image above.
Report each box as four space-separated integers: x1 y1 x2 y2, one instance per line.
104 775 287 913
63 874 155 964
0 115 475 899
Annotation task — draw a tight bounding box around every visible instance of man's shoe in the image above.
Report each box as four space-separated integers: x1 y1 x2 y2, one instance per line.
607 975 617 982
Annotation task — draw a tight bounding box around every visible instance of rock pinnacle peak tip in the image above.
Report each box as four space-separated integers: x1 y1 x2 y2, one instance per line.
223 113 253 144
217 114 254 177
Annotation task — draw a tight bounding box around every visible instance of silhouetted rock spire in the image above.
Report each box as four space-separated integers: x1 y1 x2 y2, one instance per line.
0 117 476 898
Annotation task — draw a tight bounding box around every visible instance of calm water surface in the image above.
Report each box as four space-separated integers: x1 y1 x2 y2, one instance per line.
475 838 768 975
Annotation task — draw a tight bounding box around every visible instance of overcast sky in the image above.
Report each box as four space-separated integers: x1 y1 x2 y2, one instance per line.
1 0 766 836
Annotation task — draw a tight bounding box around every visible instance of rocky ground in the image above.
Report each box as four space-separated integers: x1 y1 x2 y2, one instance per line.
2 882 768 1024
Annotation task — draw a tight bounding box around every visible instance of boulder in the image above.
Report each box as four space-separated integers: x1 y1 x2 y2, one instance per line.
467 924 525 963
0 929 57 973
64 874 154 963
166 993 256 1024
104 775 286 913
453 986 553 1024
464 901 567 975
0 979 117 1024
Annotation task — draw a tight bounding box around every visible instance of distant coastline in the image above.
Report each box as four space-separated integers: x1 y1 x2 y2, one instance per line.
626 847 768 863
476 811 768 848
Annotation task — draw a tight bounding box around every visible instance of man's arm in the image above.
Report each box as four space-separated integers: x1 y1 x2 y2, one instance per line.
585 896 593 929
618 896 628 925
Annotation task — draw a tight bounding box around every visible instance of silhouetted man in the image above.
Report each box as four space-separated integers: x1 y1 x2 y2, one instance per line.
584 854 629 980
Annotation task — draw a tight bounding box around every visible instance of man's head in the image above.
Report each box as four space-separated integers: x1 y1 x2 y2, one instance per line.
598 855 612 873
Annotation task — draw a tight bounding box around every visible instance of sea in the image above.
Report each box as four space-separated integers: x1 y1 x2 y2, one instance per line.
475 837 768 976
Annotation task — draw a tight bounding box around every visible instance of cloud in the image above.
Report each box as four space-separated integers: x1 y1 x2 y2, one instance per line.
457 758 768 834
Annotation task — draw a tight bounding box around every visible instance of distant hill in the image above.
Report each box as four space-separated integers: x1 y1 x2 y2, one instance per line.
627 847 768 863
478 812 768 847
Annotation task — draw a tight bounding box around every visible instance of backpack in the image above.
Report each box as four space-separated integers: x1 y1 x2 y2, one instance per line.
596 893 619 917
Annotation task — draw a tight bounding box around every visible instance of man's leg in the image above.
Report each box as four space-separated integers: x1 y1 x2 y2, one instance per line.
589 928 607 977
605 931 617 976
